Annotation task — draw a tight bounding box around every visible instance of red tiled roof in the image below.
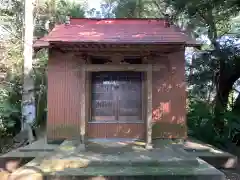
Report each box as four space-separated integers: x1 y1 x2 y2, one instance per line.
34 18 199 47
33 39 49 48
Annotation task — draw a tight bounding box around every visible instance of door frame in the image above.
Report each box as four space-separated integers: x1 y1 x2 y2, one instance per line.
81 64 153 147
90 71 144 123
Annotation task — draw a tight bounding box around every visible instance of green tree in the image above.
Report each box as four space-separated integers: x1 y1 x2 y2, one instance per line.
167 0 239 132
110 0 145 18
33 0 86 130
107 0 240 145
0 0 86 150
100 0 116 18
35 0 86 37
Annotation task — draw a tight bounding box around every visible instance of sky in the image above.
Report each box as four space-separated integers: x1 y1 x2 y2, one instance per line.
87 0 102 10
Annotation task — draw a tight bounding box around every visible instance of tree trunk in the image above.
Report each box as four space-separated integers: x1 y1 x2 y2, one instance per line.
214 79 232 130
214 72 240 133
207 13 230 133
22 0 35 143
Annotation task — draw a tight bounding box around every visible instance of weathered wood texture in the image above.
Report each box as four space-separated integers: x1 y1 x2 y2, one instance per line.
47 46 187 141
87 123 145 139
88 71 145 139
146 64 153 145
84 64 165 71
47 50 84 141
152 49 187 139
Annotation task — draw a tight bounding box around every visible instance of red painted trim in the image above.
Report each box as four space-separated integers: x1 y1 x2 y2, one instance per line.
70 17 166 21
49 41 186 45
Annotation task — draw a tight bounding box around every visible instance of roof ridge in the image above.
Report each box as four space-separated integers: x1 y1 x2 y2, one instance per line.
33 19 200 48
69 17 166 21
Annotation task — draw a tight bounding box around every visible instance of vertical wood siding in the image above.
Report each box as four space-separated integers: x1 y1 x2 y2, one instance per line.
87 123 145 139
47 47 187 142
47 50 83 141
152 49 187 139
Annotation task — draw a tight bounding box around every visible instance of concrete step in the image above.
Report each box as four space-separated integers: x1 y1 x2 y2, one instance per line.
45 141 200 168
184 139 238 169
36 157 199 168
11 158 225 180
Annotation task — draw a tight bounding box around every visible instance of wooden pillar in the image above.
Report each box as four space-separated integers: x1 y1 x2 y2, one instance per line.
80 66 86 144
146 64 153 149
85 70 91 145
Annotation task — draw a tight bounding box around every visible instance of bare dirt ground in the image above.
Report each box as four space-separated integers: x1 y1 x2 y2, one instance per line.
220 146 240 180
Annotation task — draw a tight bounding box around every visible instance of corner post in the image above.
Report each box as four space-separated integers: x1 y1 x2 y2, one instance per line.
80 66 86 146
146 64 153 149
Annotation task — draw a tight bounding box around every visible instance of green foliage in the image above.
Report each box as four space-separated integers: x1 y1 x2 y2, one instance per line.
0 0 24 39
187 40 240 147
0 0 87 151
0 79 22 138
113 0 139 18
187 97 216 143
187 95 240 148
55 0 85 21
33 49 48 128
0 40 23 139
231 14 240 35
35 0 86 37
33 0 86 128
0 89 14 133
91 0 240 148
106 0 166 18
100 0 116 18
164 0 239 39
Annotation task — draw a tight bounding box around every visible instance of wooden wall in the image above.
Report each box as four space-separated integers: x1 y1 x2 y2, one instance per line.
47 49 84 142
87 123 145 139
152 50 187 139
47 47 187 142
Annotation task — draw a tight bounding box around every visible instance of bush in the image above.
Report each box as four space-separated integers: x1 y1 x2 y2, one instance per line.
187 97 217 144
187 96 240 148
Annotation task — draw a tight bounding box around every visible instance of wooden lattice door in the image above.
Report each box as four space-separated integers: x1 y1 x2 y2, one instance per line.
89 71 144 138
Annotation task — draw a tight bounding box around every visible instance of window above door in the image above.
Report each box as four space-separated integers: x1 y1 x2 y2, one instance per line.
90 56 143 64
